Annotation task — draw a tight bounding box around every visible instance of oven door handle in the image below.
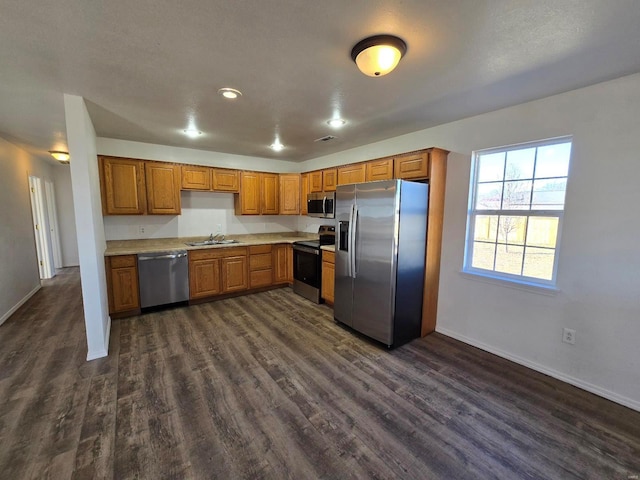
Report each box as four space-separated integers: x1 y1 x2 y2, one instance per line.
293 245 319 255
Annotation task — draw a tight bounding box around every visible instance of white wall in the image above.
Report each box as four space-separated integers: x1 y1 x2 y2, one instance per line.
65 95 110 360
304 73 640 411
0 137 54 324
52 167 79 266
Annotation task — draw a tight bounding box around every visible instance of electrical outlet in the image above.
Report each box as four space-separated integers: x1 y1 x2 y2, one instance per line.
139 225 145 234
216 224 222 234
562 328 576 345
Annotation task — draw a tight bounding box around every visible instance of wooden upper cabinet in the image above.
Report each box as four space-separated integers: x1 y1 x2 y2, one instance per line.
235 171 261 215
261 173 279 215
309 171 323 193
300 173 309 215
279 174 300 215
337 163 366 185
366 158 394 182
394 151 430 180
323 168 338 192
212 168 239 192
99 156 147 215
181 164 211 190
145 162 181 214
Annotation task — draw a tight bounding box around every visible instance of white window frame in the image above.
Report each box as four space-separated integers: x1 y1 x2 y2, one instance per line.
463 136 572 288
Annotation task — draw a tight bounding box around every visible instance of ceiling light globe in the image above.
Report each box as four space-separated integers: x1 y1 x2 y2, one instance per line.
49 150 70 162
351 35 407 77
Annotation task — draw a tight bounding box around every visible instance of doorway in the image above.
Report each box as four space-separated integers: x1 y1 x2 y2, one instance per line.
28 176 55 279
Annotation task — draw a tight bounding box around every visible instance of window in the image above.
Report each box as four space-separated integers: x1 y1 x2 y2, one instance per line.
464 137 572 287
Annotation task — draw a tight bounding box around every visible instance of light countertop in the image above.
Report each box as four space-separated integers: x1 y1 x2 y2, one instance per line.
105 232 317 256
320 245 335 252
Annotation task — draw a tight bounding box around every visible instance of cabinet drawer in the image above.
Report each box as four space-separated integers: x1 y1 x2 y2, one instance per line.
249 244 272 255
250 269 273 288
189 246 247 261
250 253 272 270
109 255 137 268
322 250 335 264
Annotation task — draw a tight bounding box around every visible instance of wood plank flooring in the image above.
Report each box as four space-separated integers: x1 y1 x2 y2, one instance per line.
1 267 639 479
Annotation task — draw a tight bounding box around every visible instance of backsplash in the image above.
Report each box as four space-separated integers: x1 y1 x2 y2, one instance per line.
103 191 299 241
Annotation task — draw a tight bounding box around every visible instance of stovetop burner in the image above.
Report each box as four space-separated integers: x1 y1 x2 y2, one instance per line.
293 225 335 250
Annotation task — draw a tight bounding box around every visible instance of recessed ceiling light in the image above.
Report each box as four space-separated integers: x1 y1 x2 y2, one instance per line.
183 128 202 138
270 141 284 152
327 118 346 128
218 88 242 99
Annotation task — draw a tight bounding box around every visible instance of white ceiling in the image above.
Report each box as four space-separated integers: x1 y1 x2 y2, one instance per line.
1 0 640 165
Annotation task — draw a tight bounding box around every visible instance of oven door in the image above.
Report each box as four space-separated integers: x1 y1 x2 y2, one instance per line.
292 245 322 303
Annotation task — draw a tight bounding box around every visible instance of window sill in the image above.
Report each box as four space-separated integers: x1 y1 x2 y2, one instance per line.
459 270 560 296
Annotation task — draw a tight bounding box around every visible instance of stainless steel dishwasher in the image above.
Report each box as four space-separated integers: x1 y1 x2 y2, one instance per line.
137 250 189 308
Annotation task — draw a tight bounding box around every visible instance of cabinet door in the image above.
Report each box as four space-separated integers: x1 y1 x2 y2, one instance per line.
287 245 293 283
145 162 181 214
309 171 323 193
236 171 261 215
321 260 335 304
394 151 429 180
300 173 309 215
212 168 239 192
107 255 140 313
221 256 248 293
366 158 394 182
261 173 279 215
337 164 366 185
99 156 147 215
323 168 337 192
181 165 211 190
272 244 290 284
279 174 300 215
189 258 222 299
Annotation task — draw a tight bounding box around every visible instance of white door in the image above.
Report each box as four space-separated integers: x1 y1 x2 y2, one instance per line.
45 180 63 269
28 176 54 279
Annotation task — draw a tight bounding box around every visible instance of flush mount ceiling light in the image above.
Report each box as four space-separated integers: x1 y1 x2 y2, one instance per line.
351 34 407 77
270 141 284 152
218 87 242 99
183 128 202 138
49 150 70 162
327 118 346 128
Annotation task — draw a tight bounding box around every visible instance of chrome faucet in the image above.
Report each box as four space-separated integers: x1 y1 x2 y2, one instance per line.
209 233 225 242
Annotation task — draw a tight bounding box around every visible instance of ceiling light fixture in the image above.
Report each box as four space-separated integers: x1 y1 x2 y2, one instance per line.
218 87 242 99
351 34 407 77
183 128 202 138
327 118 346 128
270 141 284 152
49 150 70 162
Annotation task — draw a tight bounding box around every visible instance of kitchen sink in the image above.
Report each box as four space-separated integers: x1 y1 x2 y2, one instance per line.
185 239 240 246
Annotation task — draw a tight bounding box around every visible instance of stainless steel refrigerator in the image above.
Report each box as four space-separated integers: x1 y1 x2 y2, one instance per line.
334 179 428 348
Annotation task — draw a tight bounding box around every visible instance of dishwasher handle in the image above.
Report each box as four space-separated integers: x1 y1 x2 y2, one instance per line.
138 252 187 261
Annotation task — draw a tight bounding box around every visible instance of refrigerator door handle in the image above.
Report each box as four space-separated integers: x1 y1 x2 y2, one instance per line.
351 204 358 278
347 203 354 278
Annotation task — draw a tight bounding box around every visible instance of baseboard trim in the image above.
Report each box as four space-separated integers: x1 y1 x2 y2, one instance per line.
0 284 41 327
86 316 111 361
436 327 640 413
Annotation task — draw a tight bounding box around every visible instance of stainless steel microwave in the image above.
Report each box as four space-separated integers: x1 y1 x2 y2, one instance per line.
307 192 335 218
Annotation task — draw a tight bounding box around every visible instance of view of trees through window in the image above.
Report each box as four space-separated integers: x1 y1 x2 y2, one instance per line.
465 139 572 285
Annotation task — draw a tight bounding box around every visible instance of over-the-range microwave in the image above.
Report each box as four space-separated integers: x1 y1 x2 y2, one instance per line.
307 192 335 218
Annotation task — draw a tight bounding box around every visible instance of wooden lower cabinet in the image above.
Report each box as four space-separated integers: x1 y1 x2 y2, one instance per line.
106 255 140 314
189 247 248 299
249 245 273 288
321 250 335 304
273 244 292 284
221 256 248 293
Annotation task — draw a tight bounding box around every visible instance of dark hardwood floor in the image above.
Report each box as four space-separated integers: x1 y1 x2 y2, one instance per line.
1 268 639 479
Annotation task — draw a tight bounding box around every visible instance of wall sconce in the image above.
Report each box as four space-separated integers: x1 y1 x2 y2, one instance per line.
351 35 407 77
